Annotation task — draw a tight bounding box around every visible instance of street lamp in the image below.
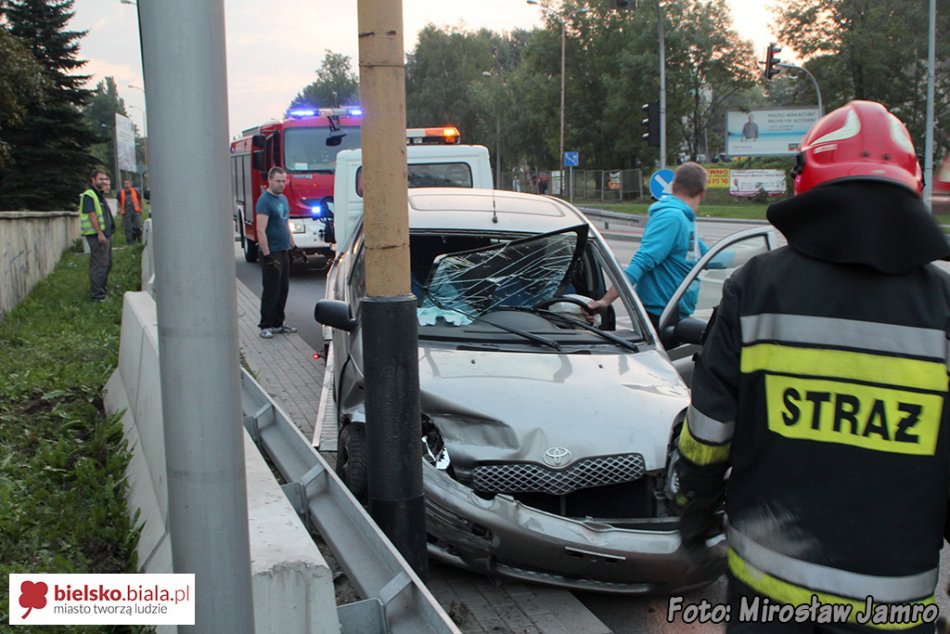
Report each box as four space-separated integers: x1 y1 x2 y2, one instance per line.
527 0 589 194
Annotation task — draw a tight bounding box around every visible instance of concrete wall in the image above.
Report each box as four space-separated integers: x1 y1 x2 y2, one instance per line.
104 292 341 634
0 211 80 321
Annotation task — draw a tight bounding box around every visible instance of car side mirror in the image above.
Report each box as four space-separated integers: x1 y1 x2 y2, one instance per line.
672 316 706 346
315 299 357 332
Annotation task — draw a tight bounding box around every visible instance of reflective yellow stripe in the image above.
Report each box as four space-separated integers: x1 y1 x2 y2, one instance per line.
741 344 948 392
728 549 936 630
764 375 942 455
677 420 730 466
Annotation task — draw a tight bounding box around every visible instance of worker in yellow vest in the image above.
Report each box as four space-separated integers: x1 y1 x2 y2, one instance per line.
118 177 143 243
78 170 115 301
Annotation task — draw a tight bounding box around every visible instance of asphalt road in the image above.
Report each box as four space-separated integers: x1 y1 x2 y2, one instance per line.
234 219 950 633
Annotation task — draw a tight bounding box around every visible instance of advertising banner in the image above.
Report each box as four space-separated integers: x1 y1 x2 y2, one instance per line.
726 108 820 157
707 168 730 189
729 169 787 197
115 113 136 173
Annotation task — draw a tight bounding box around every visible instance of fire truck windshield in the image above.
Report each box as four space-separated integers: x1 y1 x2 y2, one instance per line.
284 126 362 173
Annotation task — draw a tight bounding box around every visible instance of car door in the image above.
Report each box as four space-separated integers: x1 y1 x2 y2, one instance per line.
658 226 776 385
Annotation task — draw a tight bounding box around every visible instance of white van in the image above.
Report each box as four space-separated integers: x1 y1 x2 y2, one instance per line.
332 144 493 249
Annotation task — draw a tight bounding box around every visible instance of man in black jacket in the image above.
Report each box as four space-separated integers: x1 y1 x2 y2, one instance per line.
675 101 950 632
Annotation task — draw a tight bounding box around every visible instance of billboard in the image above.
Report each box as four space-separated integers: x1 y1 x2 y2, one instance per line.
726 108 820 157
707 168 730 189
115 113 137 173
730 169 787 197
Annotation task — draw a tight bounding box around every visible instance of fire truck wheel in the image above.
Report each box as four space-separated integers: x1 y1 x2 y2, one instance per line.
337 424 368 504
243 234 258 263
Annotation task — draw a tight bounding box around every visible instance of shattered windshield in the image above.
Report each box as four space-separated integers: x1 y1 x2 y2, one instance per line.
419 226 587 322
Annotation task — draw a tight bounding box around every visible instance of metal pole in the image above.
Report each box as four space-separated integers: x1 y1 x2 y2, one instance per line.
559 19 566 184
655 0 666 170
779 64 822 116
922 0 936 210
357 0 428 579
495 107 501 189
137 2 255 632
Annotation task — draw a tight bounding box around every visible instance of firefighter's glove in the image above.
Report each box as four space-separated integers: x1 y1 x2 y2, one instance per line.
263 254 280 270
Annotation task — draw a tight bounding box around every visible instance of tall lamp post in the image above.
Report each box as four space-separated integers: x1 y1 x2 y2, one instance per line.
527 0 588 193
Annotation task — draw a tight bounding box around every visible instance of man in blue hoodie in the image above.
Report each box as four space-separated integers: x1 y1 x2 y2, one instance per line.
588 161 709 329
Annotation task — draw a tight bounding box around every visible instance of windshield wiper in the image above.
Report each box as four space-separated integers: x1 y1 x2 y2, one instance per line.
535 308 642 352
477 316 562 351
423 293 562 351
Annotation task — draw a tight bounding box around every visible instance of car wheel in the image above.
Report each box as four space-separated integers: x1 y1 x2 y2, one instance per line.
337 424 368 503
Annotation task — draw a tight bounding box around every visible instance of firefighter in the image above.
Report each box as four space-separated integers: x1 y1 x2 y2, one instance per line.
674 100 950 632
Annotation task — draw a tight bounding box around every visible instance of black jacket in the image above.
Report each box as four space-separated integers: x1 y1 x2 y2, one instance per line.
676 181 950 607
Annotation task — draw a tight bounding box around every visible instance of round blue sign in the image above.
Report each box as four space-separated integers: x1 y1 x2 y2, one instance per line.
649 169 675 200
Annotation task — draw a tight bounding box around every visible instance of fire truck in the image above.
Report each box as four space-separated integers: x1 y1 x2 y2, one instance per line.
230 107 363 265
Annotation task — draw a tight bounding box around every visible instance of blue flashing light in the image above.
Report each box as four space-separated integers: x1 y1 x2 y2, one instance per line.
311 204 324 218
287 108 316 118
347 107 363 117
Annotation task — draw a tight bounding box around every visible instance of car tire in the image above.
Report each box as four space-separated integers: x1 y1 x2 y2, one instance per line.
338 424 368 504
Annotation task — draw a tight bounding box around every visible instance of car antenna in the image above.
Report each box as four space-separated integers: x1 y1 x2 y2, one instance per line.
491 191 499 224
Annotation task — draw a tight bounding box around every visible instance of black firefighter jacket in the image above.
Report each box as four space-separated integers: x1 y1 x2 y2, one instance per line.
675 181 950 621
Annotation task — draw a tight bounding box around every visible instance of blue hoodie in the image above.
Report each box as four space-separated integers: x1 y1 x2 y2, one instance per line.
624 194 708 318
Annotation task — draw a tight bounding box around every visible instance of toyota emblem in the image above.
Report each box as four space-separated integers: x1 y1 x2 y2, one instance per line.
543 447 572 468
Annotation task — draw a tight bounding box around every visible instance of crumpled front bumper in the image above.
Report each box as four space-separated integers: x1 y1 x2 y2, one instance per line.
422 462 725 595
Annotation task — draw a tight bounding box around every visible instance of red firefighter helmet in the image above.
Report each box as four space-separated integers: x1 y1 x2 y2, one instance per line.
792 100 922 195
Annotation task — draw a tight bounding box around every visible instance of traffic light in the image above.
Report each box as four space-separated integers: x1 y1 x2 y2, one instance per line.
763 42 782 80
641 100 660 148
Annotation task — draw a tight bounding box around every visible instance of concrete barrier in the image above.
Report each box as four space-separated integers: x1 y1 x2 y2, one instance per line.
104 292 341 634
0 211 80 320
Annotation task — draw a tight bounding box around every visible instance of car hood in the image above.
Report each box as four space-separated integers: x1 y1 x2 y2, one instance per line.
418 347 688 472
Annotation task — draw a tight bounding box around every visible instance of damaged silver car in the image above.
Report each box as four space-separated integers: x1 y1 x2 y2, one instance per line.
316 188 774 594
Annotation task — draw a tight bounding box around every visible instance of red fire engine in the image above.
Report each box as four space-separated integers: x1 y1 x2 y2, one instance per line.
230 107 363 266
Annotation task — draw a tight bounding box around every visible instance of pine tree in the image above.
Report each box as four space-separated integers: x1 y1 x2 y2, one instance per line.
0 0 99 211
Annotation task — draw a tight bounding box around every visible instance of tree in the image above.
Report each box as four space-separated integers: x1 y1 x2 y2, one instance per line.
290 51 359 111
406 25 497 137
774 0 949 157
83 77 130 184
662 0 758 162
0 0 99 211
0 28 45 169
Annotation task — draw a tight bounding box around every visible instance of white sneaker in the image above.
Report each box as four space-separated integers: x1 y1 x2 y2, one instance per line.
275 324 298 334
260 328 274 339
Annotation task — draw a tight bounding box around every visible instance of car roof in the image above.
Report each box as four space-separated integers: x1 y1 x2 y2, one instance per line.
407 188 588 234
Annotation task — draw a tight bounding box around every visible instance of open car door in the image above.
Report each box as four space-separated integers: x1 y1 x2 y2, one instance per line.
658 225 777 385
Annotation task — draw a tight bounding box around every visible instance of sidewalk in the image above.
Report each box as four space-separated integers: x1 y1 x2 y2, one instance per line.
234 278 612 634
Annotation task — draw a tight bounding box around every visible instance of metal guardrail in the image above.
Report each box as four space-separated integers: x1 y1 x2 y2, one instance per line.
240 369 461 634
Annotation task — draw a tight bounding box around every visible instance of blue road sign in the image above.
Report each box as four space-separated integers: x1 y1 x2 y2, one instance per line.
649 168 675 200
563 151 579 167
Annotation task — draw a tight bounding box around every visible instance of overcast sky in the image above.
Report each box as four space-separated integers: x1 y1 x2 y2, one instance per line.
71 0 778 139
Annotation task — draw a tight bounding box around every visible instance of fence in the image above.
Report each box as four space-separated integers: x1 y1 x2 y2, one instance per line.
499 168 645 202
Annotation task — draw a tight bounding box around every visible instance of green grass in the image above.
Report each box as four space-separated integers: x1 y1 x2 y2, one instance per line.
0 230 149 633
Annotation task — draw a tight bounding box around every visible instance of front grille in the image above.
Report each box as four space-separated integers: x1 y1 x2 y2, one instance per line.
472 454 646 496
